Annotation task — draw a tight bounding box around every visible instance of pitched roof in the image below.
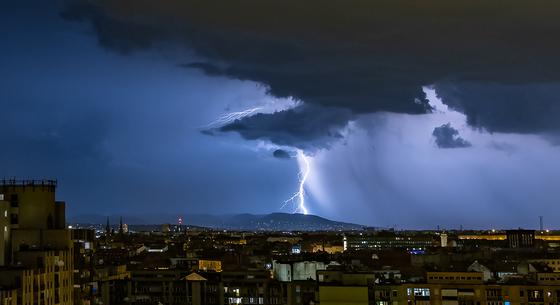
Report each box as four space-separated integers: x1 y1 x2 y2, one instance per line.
184 272 207 282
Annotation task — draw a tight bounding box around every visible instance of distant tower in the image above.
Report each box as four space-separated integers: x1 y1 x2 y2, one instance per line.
539 216 544 231
440 233 448 247
105 216 111 235
119 216 124 235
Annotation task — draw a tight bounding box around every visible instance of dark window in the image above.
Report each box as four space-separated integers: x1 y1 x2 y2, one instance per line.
37 257 44 268
9 194 18 207
10 213 17 225
47 214 53 229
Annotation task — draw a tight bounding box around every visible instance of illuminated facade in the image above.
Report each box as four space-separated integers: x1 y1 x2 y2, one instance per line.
371 271 560 305
198 259 223 272
0 180 73 305
343 233 435 251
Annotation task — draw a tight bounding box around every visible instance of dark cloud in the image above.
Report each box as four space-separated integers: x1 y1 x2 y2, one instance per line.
60 2 168 54
219 105 353 150
435 82 560 134
59 0 560 140
4 0 560 228
272 149 291 159
432 123 472 149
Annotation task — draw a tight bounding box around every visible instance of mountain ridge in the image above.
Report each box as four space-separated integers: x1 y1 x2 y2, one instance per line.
69 212 364 231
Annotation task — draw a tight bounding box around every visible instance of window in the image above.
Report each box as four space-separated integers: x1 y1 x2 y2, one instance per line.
10 213 17 225
9 194 18 207
37 257 44 268
412 288 430 297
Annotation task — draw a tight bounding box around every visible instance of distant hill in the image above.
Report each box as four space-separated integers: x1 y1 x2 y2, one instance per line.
69 212 364 231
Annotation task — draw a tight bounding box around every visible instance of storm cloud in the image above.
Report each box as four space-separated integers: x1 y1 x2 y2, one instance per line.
434 82 560 135
59 0 560 146
432 123 472 149
219 105 353 151
272 149 291 159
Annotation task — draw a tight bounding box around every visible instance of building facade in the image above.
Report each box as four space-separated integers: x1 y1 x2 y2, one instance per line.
0 180 73 305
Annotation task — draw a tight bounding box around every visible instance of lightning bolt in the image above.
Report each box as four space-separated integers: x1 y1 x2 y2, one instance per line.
204 107 262 129
282 150 310 215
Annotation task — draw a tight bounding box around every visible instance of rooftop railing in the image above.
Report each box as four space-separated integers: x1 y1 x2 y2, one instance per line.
0 179 57 188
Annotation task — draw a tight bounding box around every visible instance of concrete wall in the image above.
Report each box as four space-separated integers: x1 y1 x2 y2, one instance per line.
0 201 10 266
273 260 330 282
319 286 369 305
0 184 61 230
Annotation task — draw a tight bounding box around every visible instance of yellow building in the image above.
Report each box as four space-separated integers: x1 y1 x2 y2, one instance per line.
311 244 344 254
528 259 560 272
0 289 17 305
319 286 369 305
372 271 560 305
198 259 222 272
318 270 374 305
0 180 73 305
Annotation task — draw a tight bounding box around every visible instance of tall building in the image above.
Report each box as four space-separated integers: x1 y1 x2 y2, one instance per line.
0 179 73 305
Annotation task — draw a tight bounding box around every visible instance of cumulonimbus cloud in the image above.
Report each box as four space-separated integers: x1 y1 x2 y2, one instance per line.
61 0 560 147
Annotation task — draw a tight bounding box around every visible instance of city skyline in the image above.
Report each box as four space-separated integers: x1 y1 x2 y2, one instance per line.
2 1 560 228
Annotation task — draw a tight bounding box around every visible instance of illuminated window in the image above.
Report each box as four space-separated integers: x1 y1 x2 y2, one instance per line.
410 288 430 297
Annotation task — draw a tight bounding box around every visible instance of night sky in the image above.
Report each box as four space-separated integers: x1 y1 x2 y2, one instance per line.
2 0 560 228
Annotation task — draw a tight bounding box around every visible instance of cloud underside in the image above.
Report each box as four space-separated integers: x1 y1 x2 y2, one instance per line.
62 0 560 147
432 123 472 149
272 149 291 159
220 105 353 151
